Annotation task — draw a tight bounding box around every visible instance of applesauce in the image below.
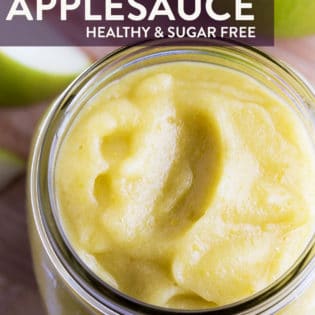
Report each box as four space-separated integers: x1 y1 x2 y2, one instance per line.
28 42 315 315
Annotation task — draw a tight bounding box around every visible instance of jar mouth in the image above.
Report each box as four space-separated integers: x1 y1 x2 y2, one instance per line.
29 39 315 315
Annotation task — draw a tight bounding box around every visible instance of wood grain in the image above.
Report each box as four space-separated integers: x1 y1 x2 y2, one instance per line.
0 38 314 315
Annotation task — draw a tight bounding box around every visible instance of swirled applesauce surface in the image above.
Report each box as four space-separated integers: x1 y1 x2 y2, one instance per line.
55 62 315 310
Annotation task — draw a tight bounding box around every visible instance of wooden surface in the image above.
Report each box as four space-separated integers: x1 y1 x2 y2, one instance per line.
0 38 314 315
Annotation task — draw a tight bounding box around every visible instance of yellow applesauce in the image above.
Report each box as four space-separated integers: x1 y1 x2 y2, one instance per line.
55 62 315 310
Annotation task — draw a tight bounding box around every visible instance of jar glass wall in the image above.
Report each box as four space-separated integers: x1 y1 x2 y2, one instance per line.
28 41 315 315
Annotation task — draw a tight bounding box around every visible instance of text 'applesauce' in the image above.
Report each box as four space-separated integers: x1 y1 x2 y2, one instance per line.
55 62 315 310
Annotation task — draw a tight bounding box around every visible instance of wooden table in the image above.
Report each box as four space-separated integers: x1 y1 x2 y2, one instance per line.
0 38 314 315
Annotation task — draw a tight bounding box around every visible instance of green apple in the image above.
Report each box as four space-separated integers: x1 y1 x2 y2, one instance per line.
0 47 91 106
275 0 315 37
0 148 25 191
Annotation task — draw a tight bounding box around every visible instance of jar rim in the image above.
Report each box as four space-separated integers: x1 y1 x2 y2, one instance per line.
28 39 315 315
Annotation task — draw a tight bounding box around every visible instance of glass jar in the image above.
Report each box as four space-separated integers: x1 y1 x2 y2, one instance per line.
27 40 315 315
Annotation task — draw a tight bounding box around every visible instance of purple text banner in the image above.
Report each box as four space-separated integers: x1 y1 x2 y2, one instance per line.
0 0 274 46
